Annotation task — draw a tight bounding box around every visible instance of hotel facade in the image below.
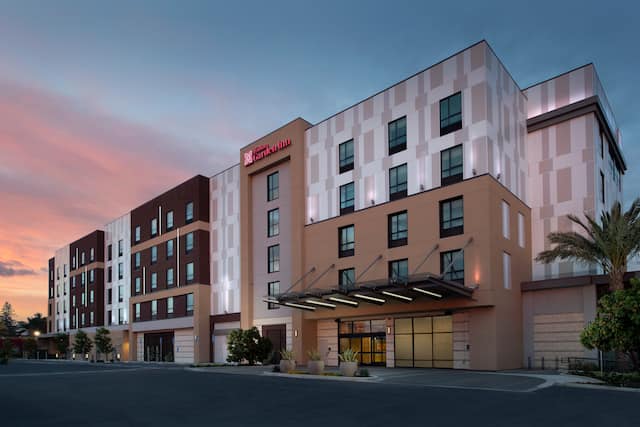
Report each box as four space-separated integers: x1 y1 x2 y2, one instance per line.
46 41 628 370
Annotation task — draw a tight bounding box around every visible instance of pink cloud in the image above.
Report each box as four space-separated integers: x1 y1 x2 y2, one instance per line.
0 79 240 319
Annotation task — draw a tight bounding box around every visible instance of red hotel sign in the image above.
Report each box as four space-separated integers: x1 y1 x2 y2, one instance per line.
244 138 291 167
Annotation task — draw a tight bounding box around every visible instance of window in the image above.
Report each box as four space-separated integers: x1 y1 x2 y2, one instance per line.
440 92 462 136
339 268 355 291
339 139 354 173
72 256 76 269
135 277 141 294
340 182 355 215
89 269 95 283
186 293 194 314
503 252 511 290
72 295 76 307
118 284 124 302
186 201 194 223
166 210 174 231
151 246 158 264
600 171 605 204
388 211 408 248
118 262 123 280
167 268 174 287
389 259 409 283
135 303 140 320
267 245 280 273
518 212 525 248
118 239 123 257
81 313 85 326
81 272 86 285
118 308 124 325
502 201 510 239
389 164 408 201
81 252 85 265
440 250 464 284
108 244 113 261
151 218 158 236
64 264 67 277
151 300 157 319
440 197 464 238
107 266 112 283
186 262 194 282
107 288 112 305
185 233 194 253
90 289 94 304
441 145 463 186
166 240 174 258
268 208 279 237
267 172 279 201
90 248 95 262
72 276 76 288
338 225 355 258
134 252 141 269
81 293 85 305
134 226 141 243
151 272 157 289
267 281 280 309
167 297 174 316
108 310 112 326
388 116 407 155
90 311 94 325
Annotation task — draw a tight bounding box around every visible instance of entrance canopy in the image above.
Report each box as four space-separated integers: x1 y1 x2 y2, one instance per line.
263 272 475 311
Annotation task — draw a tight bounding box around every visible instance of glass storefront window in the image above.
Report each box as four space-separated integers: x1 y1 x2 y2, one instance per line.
353 321 371 334
394 315 453 368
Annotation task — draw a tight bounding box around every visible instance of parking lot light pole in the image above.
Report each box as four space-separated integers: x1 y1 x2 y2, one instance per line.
34 331 41 360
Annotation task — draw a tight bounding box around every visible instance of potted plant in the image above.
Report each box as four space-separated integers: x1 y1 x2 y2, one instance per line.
339 348 359 377
279 349 295 373
307 349 324 375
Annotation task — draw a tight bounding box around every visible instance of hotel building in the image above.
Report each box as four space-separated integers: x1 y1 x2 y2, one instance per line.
46 40 627 370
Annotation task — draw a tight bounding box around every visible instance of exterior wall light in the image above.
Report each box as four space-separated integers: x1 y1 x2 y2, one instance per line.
370 199 375 205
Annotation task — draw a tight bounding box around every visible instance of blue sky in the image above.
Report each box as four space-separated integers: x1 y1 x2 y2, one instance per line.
0 0 637 317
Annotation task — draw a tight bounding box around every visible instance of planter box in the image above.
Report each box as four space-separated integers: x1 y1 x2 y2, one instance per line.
339 361 358 377
308 360 324 375
280 359 296 373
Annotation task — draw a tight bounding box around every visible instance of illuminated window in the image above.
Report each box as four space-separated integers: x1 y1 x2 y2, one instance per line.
388 116 407 155
339 139 354 173
440 92 462 136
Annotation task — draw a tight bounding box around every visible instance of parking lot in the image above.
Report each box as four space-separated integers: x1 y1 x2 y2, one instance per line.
1 360 638 426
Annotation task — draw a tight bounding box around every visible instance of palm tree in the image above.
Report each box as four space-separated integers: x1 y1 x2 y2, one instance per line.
536 199 640 291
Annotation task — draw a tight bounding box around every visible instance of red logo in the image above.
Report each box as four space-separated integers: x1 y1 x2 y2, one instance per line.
243 139 291 167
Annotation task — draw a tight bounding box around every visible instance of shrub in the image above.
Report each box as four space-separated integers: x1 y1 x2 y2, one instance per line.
339 348 359 362
307 349 322 361
357 368 370 377
226 327 273 365
280 349 295 361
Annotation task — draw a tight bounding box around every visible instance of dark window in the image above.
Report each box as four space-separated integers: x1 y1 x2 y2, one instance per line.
107 244 113 261
166 240 174 258
440 92 462 136
338 225 355 258
268 208 279 237
167 268 174 287
339 139 354 173
166 210 174 231
268 281 280 310
388 211 408 248
134 252 141 269
186 201 194 223
151 218 158 237
134 226 141 243
118 262 123 280
440 197 464 237
135 277 141 294
151 272 157 289
186 262 194 282
108 310 112 326
440 250 464 284
107 266 112 283
185 232 194 254
268 245 280 273
389 164 408 200
118 285 123 303
118 239 123 257
441 145 463 186
388 116 407 155
186 293 194 314
340 182 355 215
339 268 355 291
267 172 279 201
107 289 113 305
389 259 409 283
600 171 605 204
151 246 158 264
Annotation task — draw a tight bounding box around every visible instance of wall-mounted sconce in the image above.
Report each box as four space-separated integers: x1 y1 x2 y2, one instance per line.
294 329 299 337
310 217 314 223
420 184 425 191
496 173 501 180
370 199 375 206
472 168 477 176
386 326 391 334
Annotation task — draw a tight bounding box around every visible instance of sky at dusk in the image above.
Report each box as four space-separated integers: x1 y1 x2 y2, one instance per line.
1 0 638 320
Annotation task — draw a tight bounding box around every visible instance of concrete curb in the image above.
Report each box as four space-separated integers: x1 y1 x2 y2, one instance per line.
560 382 640 393
263 371 380 383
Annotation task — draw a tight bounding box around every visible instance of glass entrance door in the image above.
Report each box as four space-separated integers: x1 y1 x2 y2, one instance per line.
339 319 386 366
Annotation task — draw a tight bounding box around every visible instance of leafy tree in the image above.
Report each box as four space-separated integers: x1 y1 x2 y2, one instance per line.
54 333 70 358
0 338 14 364
94 328 114 361
23 337 37 358
227 327 273 365
536 199 640 291
1 302 16 336
26 313 46 334
0 320 7 337
72 330 93 357
581 278 640 371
